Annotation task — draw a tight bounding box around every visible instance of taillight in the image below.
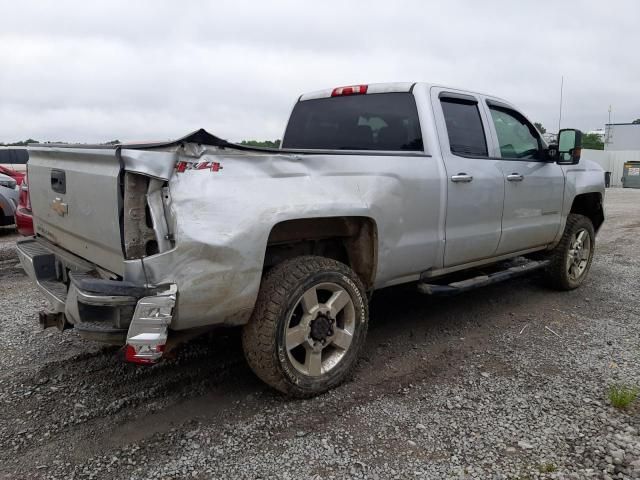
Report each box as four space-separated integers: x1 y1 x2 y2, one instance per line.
124 344 165 365
331 84 368 97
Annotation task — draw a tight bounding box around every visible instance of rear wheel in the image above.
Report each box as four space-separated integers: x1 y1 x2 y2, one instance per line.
543 214 595 290
242 256 368 397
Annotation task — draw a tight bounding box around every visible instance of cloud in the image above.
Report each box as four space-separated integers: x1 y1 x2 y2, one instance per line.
1 0 638 142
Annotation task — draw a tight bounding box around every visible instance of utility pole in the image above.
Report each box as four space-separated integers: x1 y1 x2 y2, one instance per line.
605 105 612 145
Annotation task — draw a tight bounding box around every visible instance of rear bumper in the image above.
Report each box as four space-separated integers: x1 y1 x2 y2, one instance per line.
16 237 176 360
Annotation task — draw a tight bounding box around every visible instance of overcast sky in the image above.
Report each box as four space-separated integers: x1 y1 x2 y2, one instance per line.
2 0 639 143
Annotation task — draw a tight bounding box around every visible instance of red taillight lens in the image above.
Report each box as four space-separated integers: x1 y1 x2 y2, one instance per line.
331 84 368 97
124 344 165 365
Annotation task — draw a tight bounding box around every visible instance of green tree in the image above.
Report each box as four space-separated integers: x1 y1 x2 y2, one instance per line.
582 133 604 150
239 139 281 148
534 122 546 134
0 138 39 146
632 119 640 124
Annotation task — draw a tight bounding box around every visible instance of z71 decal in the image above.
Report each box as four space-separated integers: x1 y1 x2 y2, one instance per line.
175 161 223 173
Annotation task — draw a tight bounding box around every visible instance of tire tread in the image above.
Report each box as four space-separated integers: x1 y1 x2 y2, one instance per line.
242 256 366 397
543 213 594 290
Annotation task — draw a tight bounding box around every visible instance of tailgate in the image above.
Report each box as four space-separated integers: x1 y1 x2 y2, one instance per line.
27 146 125 275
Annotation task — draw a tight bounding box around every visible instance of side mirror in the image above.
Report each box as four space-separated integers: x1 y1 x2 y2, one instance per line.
557 128 582 165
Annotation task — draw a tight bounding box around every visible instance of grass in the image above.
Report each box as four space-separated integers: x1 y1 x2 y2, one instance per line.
608 384 639 409
538 462 557 474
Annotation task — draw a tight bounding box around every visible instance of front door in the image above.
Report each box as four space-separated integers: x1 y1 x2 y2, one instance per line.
432 89 505 267
483 102 565 255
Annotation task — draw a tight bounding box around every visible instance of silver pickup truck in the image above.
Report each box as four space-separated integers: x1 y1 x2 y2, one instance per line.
17 82 604 397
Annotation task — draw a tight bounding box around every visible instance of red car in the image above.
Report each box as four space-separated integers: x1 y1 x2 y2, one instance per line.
0 164 25 185
0 148 32 235
0 148 27 184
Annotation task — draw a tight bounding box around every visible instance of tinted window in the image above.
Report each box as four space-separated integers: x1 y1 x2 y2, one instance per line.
282 93 423 151
489 107 541 159
0 149 28 164
440 99 488 156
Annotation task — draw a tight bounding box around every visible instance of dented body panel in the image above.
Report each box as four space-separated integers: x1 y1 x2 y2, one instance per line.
138 147 444 329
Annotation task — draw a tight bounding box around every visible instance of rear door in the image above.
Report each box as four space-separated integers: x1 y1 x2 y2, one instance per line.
482 100 565 255
431 88 505 267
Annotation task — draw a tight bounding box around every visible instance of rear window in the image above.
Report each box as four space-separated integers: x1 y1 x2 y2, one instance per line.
282 93 423 151
0 149 28 164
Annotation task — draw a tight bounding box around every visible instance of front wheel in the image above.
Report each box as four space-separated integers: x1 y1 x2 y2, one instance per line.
242 256 368 397
543 214 595 290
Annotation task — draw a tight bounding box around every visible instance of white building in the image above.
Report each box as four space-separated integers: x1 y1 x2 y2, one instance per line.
582 123 640 187
604 123 640 150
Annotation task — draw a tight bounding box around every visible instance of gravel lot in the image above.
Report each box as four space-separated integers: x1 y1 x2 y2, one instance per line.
1 189 639 480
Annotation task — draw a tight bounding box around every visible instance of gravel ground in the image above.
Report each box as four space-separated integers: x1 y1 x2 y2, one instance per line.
0 189 639 480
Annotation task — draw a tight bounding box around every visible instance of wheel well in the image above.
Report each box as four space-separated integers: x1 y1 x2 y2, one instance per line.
264 217 378 289
570 193 604 232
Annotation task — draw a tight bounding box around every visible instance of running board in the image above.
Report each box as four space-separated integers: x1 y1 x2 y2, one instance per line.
417 260 550 296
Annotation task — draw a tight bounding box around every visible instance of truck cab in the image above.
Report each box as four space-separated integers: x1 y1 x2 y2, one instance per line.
282 83 603 270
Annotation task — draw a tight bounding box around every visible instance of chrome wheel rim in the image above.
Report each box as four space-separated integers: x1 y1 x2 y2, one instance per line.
284 282 356 377
567 228 591 281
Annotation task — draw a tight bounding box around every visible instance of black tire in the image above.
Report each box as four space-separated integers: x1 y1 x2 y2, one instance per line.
543 214 595 290
242 256 368 398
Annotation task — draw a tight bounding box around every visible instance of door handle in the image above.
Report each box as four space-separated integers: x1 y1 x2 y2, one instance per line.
507 173 524 182
451 173 473 183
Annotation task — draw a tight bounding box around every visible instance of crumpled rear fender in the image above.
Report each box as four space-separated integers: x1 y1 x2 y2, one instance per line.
131 147 440 330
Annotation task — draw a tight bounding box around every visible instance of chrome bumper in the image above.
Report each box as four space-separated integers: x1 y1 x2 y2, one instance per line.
16 237 71 312
16 237 176 357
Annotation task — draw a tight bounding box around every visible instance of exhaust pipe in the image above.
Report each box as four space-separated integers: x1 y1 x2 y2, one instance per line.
38 309 72 331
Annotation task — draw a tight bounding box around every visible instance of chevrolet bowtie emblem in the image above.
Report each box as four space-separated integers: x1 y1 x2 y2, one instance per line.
51 197 68 216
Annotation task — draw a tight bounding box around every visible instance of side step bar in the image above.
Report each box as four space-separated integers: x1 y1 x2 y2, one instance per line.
417 260 550 296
